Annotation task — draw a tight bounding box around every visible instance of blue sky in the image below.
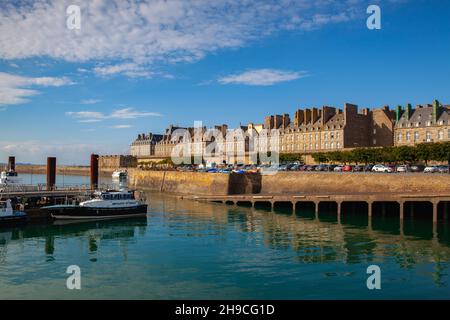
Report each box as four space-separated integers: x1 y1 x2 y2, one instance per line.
1 0 450 164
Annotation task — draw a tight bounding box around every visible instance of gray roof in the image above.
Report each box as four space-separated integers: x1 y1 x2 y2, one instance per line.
396 106 450 128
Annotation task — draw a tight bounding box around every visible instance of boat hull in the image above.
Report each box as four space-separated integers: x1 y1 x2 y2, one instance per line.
44 205 148 220
0 212 28 226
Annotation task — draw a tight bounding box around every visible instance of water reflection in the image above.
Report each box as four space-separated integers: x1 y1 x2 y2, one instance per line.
148 193 450 286
1 191 450 298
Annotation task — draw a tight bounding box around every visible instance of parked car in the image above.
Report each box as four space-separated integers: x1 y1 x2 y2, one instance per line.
342 165 353 172
410 164 425 173
328 165 338 171
353 165 365 172
334 165 343 172
372 164 394 173
438 165 449 174
305 165 316 172
424 166 439 173
364 164 374 172
315 164 328 172
396 165 410 173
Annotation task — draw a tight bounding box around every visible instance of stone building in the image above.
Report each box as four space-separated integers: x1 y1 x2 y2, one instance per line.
394 100 450 146
130 133 163 157
129 101 402 165
99 155 137 169
266 103 395 155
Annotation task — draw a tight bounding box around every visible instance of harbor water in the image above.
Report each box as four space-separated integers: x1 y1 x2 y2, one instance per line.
1 176 450 299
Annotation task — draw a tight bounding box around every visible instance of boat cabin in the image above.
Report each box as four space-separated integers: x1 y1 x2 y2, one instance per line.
97 191 135 201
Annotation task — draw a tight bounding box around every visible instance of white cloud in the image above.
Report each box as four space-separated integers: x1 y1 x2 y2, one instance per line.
109 108 162 119
0 72 74 106
66 108 162 122
93 63 152 78
0 0 370 77
218 69 308 86
81 99 101 105
109 125 132 129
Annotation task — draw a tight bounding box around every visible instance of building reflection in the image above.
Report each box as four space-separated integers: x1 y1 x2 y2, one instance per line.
152 193 450 286
2 191 450 287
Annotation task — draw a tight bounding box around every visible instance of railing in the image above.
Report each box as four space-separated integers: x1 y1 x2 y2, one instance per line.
0 183 119 194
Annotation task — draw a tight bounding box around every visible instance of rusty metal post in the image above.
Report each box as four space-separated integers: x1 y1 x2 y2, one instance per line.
8 156 15 171
47 157 56 191
90 154 99 190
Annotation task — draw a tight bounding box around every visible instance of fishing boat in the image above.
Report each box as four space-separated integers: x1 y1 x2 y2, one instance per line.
0 170 20 185
42 189 147 220
0 199 28 225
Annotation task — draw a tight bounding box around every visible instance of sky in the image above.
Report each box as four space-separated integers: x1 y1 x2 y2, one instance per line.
0 0 450 165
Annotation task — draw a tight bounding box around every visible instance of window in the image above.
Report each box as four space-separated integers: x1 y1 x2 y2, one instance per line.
324 133 328 140
315 143 318 150
397 133 402 142
331 142 335 149
309 143 312 150
448 129 450 139
426 131 432 142
336 142 341 149
414 132 419 141
438 130 444 140
406 132 411 141
325 143 329 149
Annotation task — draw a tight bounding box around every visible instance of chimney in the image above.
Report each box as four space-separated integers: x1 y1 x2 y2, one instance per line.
305 109 312 124
282 114 290 128
294 109 305 126
433 99 441 122
396 105 403 122
312 108 319 124
321 106 336 125
405 103 413 119
344 103 358 115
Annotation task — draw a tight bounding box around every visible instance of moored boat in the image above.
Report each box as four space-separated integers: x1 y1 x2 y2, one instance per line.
0 170 21 185
112 170 128 180
42 189 147 220
0 199 28 226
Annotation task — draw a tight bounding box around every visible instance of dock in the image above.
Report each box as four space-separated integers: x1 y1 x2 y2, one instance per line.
183 192 450 224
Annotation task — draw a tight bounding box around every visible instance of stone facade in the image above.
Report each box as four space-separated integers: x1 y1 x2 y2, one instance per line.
99 155 137 169
130 133 163 157
271 103 395 154
394 100 450 146
130 100 450 164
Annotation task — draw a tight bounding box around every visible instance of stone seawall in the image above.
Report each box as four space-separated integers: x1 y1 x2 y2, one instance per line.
261 172 450 194
129 170 450 195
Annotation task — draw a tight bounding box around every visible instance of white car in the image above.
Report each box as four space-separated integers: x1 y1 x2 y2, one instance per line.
424 166 439 173
372 164 394 173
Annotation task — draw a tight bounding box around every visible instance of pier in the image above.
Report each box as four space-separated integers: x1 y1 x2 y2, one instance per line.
1 154 102 220
183 192 450 224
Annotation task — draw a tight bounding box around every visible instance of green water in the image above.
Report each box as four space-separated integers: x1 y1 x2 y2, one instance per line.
1 192 450 300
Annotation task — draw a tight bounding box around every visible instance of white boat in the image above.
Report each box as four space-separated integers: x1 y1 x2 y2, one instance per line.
0 170 21 185
112 170 128 179
42 189 147 220
0 199 28 225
